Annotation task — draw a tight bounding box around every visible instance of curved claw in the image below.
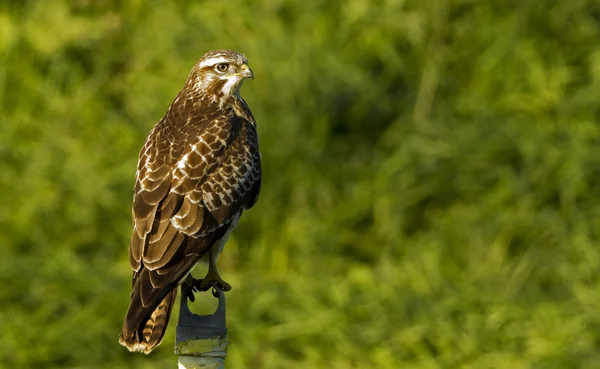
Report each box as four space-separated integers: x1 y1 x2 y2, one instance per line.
193 276 231 293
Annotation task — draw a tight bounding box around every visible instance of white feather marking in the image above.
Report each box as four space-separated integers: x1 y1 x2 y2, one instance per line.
221 76 240 95
177 154 189 169
194 74 217 92
198 57 230 68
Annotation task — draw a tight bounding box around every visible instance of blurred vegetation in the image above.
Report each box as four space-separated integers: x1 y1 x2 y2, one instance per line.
1 0 600 368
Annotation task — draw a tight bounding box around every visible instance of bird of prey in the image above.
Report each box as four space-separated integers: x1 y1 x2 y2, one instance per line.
119 49 261 353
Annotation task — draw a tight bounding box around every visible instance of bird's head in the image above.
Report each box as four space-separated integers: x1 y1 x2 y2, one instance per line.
185 49 254 105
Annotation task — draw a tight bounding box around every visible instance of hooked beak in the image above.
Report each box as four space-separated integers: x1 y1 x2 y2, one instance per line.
240 64 254 80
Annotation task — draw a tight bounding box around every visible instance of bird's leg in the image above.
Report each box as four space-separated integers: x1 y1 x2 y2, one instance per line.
182 274 198 302
193 249 232 293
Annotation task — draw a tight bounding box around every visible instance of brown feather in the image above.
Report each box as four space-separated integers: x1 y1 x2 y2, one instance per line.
147 165 171 180
129 231 143 270
140 179 171 205
132 193 155 221
145 223 180 269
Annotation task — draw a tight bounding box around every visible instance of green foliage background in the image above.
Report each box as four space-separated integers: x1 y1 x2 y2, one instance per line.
1 0 600 368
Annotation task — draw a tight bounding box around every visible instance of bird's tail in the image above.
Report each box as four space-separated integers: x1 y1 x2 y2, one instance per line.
119 288 177 354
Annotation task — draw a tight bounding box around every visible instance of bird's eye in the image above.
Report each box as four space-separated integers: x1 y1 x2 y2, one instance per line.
216 63 229 72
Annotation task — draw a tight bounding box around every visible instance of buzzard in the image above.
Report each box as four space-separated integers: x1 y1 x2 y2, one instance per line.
119 49 261 353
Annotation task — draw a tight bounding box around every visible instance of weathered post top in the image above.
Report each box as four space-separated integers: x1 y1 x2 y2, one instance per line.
175 283 229 369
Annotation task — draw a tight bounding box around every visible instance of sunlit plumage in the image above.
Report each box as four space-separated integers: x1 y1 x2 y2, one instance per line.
119 49 261 353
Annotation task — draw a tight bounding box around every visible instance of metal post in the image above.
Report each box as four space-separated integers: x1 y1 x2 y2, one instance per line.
175 283 228 369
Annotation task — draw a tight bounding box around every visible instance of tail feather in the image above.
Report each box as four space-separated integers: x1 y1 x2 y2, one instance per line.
119 226 229 353
119 238 195 354
119 249 199 353
119 288 177 354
